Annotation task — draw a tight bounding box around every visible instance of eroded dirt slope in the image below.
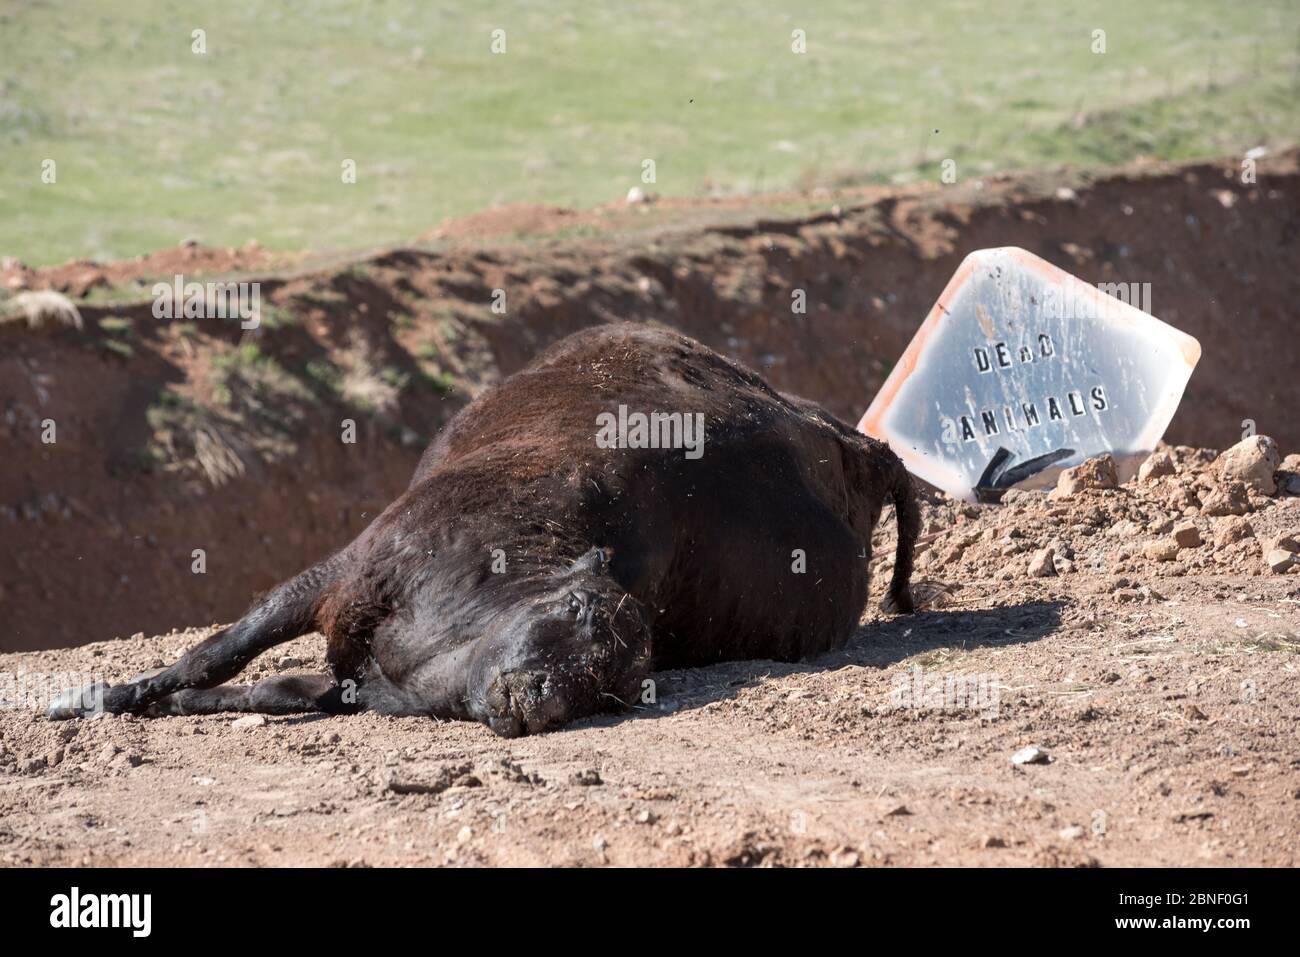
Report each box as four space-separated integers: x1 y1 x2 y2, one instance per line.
2 151 1298 651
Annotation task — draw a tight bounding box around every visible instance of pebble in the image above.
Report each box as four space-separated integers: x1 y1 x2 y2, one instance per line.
1028 547 1056 578
1138 451 1176 483
1215 434 1279 495
1200 482 1251 517
1172 522 1201 548
1052 455 1118 498
1265 549 1296 574
232 715 268 729
1011 745 1050 766
1143 539 1179 562
830 848 861 867
1059 825 1085 840
1214 515 1255 548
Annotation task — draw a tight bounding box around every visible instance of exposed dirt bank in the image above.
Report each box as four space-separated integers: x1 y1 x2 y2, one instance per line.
1 151 1297 651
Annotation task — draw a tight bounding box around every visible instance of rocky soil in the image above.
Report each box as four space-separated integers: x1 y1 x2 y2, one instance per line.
2 438 1296 867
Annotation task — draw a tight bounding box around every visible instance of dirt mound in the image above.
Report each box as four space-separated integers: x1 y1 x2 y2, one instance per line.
2 439 1296 866
1 150 1298 652
2 242 302 299
420 204 582 242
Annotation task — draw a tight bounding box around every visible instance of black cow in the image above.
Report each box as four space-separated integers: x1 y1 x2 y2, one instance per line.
49 324 917 736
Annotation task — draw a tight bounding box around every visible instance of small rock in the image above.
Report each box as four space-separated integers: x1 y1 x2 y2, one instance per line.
232 715 267 729
1143 539 1179 562
1011 745 1050 766
1028 547 1057 578
1200 482 1251 517
1000 488 1043 504
830 847 861 868
1138 450 1176 483
1172 522 1201 549
46 748 64 768
1052 455 1119 498
981 834 1007 849
1266 549 1296 574
1215 435 1280 495
569 769 603 786
276 656 303 671
1059 825 1085 840
457 825 473 845
1214 515 1255 549
1184 704 1207 720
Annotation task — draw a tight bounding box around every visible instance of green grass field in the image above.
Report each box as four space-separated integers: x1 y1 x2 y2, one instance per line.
1 0 1297 265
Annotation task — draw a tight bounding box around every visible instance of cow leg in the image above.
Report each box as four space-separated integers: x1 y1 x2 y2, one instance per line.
143 674 357 717
46 560 340 720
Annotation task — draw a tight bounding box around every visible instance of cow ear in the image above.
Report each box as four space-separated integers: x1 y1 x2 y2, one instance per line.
567 546 612 576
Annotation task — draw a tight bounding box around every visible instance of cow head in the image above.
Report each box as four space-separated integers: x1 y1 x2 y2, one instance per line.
474 546 652 736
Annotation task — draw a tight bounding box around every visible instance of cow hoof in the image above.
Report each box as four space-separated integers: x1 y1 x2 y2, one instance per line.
45 681 109 720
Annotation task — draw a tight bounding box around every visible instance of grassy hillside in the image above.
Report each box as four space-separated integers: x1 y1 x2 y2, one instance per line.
1 0 1297 264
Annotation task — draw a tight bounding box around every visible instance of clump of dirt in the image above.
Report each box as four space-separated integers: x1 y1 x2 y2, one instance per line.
884 443 1300 602
1 149 1298 651
1 437 1296 867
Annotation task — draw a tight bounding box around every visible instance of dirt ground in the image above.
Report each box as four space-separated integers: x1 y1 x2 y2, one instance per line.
2 445 1297 867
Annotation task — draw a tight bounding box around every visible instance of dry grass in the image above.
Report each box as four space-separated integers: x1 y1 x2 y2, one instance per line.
3 290 83 330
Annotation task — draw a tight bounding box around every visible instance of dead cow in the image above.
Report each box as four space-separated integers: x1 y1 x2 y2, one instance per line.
49 325 917 736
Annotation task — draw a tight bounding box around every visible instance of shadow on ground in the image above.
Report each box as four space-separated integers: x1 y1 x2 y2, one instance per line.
576 600 1066 730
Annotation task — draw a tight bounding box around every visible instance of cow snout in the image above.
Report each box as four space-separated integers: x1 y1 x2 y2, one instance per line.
484 669 571 737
